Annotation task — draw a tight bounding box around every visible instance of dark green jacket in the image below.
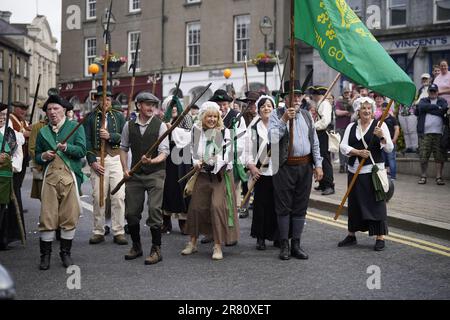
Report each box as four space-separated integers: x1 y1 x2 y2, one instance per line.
83 106 126 165
35 118 87 192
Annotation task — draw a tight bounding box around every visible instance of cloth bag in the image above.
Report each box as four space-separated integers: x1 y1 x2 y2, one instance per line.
183 171 199 198
327 130 341 153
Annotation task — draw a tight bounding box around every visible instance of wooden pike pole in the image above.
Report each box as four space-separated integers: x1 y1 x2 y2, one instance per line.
287 0 295 157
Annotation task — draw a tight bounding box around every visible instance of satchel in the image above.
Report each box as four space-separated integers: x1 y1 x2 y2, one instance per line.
327 130 341 153
183 171 199 198
375 166 390 193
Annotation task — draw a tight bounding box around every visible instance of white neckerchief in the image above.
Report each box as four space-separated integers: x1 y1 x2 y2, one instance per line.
51 116 66 134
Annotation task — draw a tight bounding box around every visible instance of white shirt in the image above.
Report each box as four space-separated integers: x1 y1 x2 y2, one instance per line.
315 99 333 131
191 124 232 174
340 120 393 174
244 119 273 176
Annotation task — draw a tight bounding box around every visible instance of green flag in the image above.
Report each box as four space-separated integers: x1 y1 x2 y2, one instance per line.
295 0 416 106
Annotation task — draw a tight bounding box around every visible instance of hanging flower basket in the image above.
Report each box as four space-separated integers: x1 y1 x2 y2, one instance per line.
251 53 277 73
94 53 127 73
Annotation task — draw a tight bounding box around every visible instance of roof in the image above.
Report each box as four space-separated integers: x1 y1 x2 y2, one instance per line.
0 36 30 56
0 19 24 35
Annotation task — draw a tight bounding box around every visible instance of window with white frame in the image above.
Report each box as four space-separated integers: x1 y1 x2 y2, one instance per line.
347 0 363 20
16 85 20 101
16 57 20 76
434 0 450 23
129 0 140 12
85 37 97 76
86 0 96 20
234 15 250 63
186 22 200 66
186 0 201 4
128 31 141 72
24 61 28 78
387 0 407 28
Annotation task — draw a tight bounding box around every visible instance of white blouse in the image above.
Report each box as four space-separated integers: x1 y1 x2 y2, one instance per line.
244 119 273 176
340 119 394 174
191 124 233 174
0 123 24 173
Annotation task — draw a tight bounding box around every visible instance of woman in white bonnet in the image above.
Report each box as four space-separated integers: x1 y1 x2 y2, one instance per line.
338 97 393 251
181 101 239 260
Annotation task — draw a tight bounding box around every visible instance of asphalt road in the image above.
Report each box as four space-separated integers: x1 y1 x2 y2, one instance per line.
1 172 449 300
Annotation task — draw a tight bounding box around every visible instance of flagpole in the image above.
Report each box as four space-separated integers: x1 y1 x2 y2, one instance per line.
287 0 295 157
334 99 395 220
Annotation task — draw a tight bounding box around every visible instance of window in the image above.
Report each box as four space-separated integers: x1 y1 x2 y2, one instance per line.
85 37 97 76
24 87 28 103
434 0 450 23
129 0 140 12
128 31 141 72
234 15 250 63
347 0 363 20
86 0 96 20
8 54 12 70
16 57 20 76
0 51 3 70
387 0 407 28
0 81 3 103
16 85 20 102
186 0 201 3
24 61 28 78
186 22 200 66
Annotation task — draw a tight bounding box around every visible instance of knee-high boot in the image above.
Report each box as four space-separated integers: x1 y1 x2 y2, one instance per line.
39 239 52 270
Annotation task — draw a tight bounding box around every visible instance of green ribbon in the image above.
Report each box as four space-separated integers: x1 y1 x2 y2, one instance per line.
0 132 12 178
371 165 387 202
231 118 248 183
164 95 183 123
223 171 235 227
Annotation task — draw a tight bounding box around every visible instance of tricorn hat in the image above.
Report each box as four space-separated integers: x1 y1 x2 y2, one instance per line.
209 89 233 103
0 102 8 112
12 101 29 109
309 85 328 96
237 91 261 103
282 80 303 96
95 85 112 97
42 94 73 112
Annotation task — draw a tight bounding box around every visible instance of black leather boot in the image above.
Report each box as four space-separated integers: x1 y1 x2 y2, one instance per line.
39 239 52 270
279 239 290 260
60 239 74 268
291 238 309 260
125 224 143 260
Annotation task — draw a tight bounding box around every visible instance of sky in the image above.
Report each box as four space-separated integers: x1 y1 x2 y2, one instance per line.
0 0 62 51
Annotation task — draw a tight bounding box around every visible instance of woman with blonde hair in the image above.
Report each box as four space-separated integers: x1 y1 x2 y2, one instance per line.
339 97 393 251
181 101 238 260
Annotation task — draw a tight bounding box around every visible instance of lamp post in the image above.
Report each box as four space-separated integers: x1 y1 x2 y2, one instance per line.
259 16 273 92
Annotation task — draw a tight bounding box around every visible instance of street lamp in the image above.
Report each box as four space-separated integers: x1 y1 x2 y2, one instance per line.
259 16 273 92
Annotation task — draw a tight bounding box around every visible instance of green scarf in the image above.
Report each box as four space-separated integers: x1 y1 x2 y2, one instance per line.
163 96 183 123
223 171 235 227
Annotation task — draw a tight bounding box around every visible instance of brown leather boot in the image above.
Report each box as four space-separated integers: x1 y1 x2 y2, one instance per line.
144 245 162 265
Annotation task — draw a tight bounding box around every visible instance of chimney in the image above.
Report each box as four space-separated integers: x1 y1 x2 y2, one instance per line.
0 11 12 23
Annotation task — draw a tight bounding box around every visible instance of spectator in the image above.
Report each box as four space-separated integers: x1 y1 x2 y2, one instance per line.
431 65 441 84
433 60 450 107
415 84 448 185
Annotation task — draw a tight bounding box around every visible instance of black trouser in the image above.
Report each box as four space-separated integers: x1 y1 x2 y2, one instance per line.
272 163 313 240
317 130 334 189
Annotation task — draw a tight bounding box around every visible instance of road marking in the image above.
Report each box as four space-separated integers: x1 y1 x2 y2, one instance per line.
307 211 450 258
81 201 93 212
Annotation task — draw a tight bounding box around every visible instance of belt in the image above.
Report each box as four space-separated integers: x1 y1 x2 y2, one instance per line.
286 154 312 166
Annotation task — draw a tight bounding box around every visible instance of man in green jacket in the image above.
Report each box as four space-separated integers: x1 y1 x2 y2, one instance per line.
83 86 127 245
35 94 86 270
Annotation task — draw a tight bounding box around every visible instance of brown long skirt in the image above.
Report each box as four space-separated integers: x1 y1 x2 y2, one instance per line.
186 171 239 245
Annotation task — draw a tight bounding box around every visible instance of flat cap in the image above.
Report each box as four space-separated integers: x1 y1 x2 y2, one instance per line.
135 92 160 104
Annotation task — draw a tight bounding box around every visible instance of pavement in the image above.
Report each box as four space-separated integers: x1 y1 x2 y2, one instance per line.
309 166 450 240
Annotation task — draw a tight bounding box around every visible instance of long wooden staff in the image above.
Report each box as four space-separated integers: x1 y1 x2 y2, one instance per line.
111 83 212 195
127 34 140 120
287 0 295 158
244 55 250 92
99 0 113 207
29 74 41 124
177 130 247 183
334 99 394 220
